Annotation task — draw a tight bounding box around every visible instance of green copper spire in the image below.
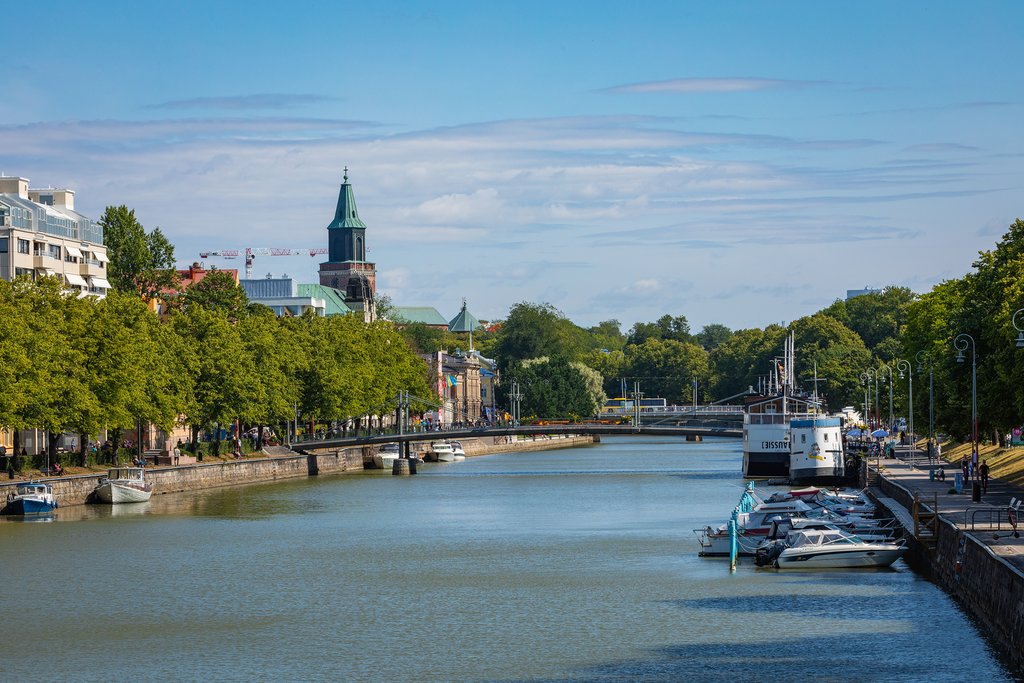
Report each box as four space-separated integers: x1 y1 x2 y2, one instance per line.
327 166 367 230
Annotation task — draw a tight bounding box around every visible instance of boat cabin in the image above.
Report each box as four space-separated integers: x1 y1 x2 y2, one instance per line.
107 467 146 482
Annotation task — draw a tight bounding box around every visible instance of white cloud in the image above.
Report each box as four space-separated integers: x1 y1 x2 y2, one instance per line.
604 77 827 94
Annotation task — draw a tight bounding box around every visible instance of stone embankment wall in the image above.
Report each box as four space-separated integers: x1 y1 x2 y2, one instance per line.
873 475 1024 674
1 449 365 507
2 436 595 506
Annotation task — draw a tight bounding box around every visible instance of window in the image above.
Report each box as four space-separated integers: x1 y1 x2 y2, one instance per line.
824 432 829 442
48 244 61 260
801 434 806 443
15 267 33 278
17 239 28 254
0 237 7 253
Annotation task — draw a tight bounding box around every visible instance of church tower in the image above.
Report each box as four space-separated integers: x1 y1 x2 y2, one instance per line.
319 168 377 319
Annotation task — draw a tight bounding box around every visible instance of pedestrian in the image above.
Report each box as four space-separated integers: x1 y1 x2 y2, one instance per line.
961 455 970 481
173 441 182 466
979 460 990 493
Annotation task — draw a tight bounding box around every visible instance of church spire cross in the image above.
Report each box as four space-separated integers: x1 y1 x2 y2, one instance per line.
343 166 348 183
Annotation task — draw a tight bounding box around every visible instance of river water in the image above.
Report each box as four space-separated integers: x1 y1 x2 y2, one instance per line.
0 437 1014 682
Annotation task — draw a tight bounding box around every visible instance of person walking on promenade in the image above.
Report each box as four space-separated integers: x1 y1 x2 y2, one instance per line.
173 441 182 466
979 460 990 493
961 455 970 482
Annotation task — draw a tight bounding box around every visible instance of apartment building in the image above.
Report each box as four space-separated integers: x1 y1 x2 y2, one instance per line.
0 175 110 296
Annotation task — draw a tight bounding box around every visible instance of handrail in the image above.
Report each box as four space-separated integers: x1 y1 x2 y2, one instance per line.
965 506 1015 530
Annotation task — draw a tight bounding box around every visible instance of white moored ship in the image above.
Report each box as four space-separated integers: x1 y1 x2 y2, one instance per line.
789 416 845 484
93 467 153 504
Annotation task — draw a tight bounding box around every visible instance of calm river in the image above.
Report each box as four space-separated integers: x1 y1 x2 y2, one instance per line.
0 437 1014 682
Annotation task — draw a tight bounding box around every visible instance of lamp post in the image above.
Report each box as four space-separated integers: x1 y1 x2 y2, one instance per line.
953 333 978 467
864 368 878 428
860 371 872 427
895 359 913 467
879 363 894 430
916 351 934 465
1013 309 1024 348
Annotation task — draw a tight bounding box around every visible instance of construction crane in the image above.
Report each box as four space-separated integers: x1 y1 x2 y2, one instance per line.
198 247 328 279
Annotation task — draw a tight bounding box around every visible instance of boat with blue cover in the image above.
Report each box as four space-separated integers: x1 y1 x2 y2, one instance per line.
3 482 58 515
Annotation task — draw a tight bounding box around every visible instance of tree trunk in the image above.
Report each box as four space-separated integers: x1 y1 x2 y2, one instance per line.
12 430 21 472
79 431 88 468
190 424 201 461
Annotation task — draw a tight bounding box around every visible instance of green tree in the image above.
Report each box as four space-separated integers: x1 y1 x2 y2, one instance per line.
180 268 249 321
623 338 709 404
822 287 916 354
98 205 178 300
506 357 600 418
493 302 585 369
696 323 733 352
626 314 693 346
790 313 872 409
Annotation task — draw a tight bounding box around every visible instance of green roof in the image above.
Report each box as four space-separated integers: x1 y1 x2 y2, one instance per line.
391 306 449 326
326 168 367 230
448 301 483 332
298 284 353 316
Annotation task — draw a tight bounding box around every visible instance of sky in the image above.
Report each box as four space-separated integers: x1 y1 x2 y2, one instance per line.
3 1 1023 332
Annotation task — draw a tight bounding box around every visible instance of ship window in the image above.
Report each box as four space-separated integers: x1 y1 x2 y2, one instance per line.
801 434 806 443
824 433 829 442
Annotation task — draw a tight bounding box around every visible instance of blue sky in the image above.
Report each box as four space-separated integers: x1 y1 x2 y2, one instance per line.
4 1 1022 331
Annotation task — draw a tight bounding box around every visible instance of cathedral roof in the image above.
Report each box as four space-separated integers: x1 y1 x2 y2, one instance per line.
327 167 367 230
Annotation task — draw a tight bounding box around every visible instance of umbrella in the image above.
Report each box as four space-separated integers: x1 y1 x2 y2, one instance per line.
871 428 889 438
847 428 862 437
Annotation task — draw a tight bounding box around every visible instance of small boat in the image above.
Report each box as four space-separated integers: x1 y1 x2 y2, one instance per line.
373 444 401 471
3 482 58 515
771 528 906 568
93 467 153 504
431 442 456 462
451 441 467 461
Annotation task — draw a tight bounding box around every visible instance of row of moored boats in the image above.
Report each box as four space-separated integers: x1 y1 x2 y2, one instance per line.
372 441 467 469
1 467 153 516
696 484 907 568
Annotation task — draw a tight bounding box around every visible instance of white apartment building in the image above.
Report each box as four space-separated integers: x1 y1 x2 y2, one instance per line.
0 175 110 297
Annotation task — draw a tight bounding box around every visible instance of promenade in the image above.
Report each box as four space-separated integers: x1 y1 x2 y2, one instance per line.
874 446 1024 569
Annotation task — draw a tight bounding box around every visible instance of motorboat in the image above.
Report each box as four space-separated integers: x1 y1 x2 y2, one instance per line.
3 482 58 515
755 518 897 566
768 528 906 568
93 467 153 504
451 441 467 461
373 443 401 470
430 442 456 462
696 498 817 556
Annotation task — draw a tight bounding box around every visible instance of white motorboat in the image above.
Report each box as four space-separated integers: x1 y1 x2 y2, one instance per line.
93 467 153 504
373 444 401 470
771 528 906 568
430 442 456 462
696 498 817 556
450 441 467 461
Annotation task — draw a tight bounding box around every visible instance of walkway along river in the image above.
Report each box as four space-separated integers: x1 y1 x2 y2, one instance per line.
0 437 1014 681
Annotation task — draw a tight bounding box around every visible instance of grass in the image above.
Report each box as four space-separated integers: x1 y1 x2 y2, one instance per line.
934 439 1024 488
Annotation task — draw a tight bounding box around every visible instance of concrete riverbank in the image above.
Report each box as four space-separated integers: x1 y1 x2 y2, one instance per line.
1 434 597 507
866 450 1024 675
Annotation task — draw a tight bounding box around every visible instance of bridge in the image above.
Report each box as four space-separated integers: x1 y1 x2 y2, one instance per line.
292 423 741 453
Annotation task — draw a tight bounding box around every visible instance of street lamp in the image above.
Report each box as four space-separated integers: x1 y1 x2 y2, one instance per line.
1013 309 1024 348
879 363 894 430
863 368 877 428
916 350 935 464
860 370 868 423
953 333 978 467
895 359 913 466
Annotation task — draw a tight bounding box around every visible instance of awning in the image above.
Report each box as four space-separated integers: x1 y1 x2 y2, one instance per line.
90 276 111 289
35 267 55 276
65 272 88 287
93 251 110 263
65 246 83 259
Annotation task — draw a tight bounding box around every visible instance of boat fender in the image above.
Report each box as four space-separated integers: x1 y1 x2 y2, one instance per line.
5 492 12 503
